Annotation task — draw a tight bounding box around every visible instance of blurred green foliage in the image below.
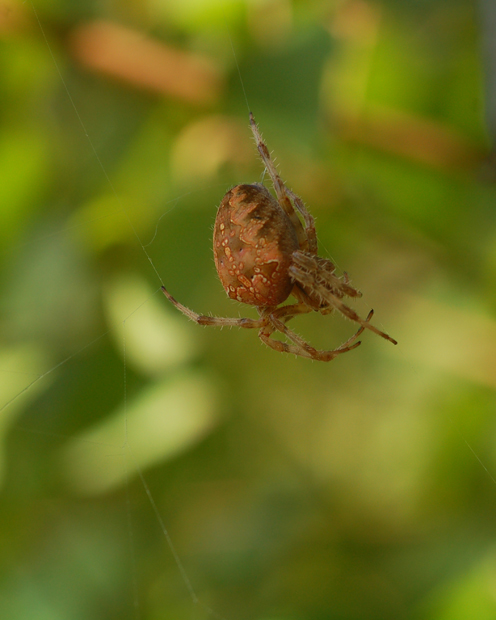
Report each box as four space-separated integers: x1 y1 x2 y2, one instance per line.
1 0 496 619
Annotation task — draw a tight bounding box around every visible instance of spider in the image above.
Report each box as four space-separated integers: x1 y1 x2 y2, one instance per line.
161 113 397 361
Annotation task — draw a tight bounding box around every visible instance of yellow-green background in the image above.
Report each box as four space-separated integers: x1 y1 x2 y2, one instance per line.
1 0 496 618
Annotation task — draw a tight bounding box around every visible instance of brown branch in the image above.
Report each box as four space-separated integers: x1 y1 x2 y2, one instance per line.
335 105 487 172
68 20 223 106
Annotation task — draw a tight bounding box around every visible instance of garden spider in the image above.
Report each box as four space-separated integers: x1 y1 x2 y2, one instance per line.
161 113 397 361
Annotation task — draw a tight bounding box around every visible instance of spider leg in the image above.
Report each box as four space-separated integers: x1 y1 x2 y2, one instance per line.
256 304 367 361
269 307 323 354
270 302 312 322
258 325 318 359
274 304 370 350
323 294 397 344
291 251 362 300
249 113 318 255
249 113 308 251
285 188 317 255
341 271 362 298
161 286 265 329
289 257 397 345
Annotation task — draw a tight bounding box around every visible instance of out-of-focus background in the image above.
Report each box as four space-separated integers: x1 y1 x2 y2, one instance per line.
1 0 496 618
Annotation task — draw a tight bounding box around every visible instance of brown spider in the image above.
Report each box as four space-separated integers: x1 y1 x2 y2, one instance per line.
161 113 397 361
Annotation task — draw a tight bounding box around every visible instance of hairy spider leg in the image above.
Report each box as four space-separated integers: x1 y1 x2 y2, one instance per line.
161 286 367 360
285 188 318 255
259 304 370 361
289 259 397 344
291 251 363 302
161 285 265 329
249 113 309 252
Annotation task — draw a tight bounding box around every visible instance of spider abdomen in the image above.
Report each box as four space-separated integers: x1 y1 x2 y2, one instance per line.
213 184 299 306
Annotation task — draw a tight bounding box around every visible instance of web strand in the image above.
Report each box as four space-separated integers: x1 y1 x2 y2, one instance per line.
23 2 223 616
30 1 165 287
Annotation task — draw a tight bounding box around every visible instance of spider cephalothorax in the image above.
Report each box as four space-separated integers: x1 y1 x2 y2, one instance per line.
162 113 397 361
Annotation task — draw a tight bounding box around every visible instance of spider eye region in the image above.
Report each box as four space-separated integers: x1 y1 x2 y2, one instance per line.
213 184 299 307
